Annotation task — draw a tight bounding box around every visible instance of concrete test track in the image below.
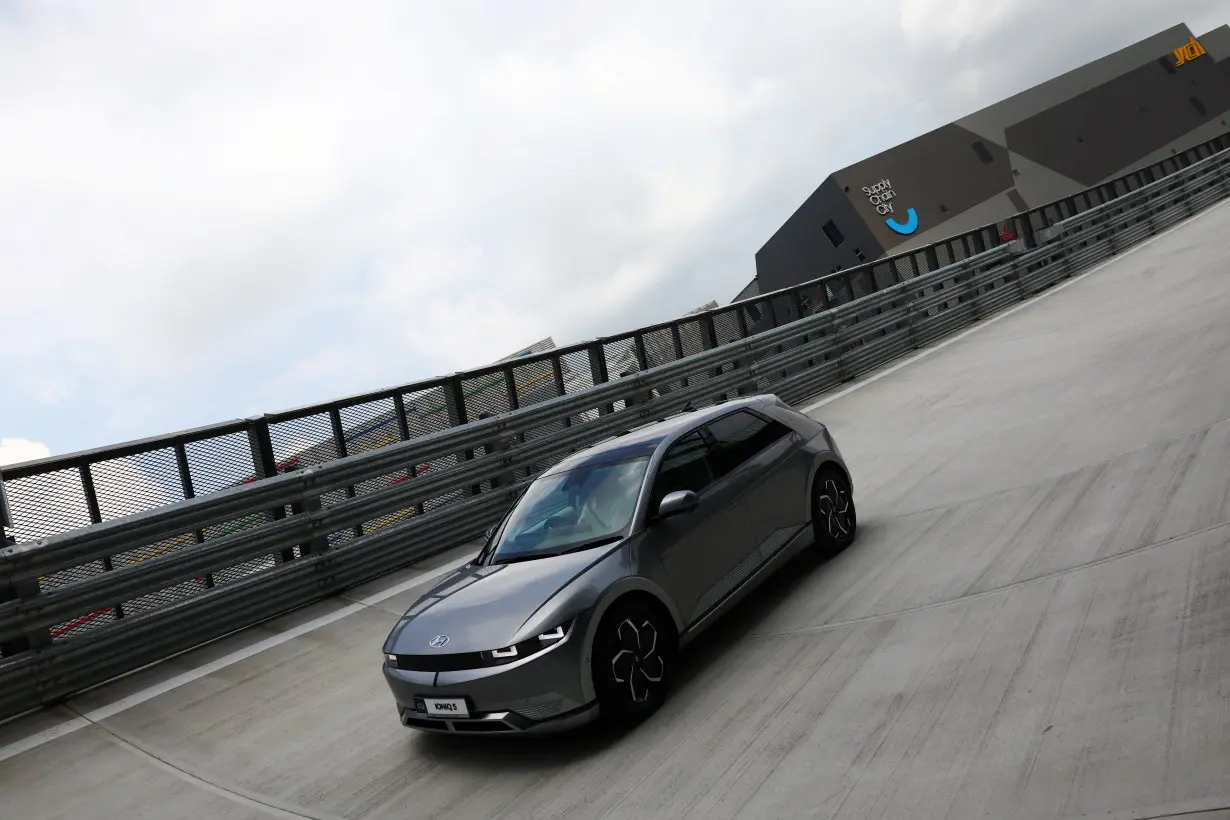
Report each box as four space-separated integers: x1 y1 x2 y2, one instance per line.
3 200 1230 819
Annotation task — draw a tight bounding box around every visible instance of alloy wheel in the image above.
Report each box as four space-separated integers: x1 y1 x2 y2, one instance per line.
610 618 665 703
817 478 853 541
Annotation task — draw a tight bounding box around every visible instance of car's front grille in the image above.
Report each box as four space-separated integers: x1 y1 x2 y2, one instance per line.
390 651 487 672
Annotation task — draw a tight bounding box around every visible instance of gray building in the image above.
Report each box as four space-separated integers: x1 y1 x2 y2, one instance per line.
749 22 1230 298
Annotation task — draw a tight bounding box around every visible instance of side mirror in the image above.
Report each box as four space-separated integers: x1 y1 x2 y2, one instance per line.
656 490 699 520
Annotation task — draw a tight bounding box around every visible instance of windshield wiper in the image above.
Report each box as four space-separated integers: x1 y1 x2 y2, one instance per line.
492 535 624 565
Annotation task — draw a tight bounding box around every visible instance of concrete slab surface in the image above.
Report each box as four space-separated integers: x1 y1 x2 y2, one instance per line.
3 201 1230 818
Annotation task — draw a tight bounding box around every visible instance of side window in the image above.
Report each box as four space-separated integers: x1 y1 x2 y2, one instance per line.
703 410 793 480
650 431 715 511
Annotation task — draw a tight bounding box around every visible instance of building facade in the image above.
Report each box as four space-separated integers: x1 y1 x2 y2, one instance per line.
749 22 1230 298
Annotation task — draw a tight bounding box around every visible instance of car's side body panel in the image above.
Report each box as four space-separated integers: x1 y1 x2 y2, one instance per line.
678 521 814 645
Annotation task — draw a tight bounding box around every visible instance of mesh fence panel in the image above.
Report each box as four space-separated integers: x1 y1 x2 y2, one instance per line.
950 237 970 262
270 413 337 469
92 451 177 522
3 467 92 543
340 399 400 456
711 309 743 346
933 241 954 268
51 603 118 640
891 256 913 284
848 267 875 301
641 327 676 368
603 336 639 377
403 384 449 439
121 579 205 621
461 371 511 420
186 432 258 496
871 261 897 291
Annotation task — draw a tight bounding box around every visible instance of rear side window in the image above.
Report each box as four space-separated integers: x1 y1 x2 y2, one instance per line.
703 410 793 480
650 431 714 510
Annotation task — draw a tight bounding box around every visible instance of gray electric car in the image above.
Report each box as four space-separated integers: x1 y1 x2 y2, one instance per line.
381 394 856 734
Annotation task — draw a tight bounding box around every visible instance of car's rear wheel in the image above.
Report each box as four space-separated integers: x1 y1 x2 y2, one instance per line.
592 598 675 724
812 466 856 556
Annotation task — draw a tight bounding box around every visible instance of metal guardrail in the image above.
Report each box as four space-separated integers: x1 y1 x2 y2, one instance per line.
1 140 1228 720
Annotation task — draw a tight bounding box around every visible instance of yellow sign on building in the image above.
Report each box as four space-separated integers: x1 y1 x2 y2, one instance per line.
1173 36 1206 66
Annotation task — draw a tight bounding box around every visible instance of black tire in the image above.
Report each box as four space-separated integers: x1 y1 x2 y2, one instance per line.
591 597 676 724
811 466 857 556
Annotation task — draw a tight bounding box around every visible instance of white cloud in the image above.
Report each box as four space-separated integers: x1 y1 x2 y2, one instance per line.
1 0 1226 458
0 438 51 467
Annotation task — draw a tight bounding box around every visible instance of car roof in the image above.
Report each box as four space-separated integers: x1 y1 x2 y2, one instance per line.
541 394 779 475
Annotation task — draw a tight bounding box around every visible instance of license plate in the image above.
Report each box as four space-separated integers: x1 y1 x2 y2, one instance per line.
423 697 470 718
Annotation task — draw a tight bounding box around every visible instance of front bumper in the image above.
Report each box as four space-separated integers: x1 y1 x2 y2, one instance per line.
383 616 596 735
395 700 600 735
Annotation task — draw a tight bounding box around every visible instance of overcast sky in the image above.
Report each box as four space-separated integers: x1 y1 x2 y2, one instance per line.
0 0 1225 466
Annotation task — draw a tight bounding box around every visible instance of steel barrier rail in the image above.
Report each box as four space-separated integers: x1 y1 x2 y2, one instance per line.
1 141 1229 721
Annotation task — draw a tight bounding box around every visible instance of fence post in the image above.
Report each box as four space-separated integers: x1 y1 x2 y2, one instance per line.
392 393 426 518
0 469 11 545
475 412 514 492
284 463 330 557
550 354 572 428
439 376 481 497
78 464 125 622
173 443 213 589
699 312 728 401
327 407 363 540
962 262 983 323
247 417 296 563
587 342 614 416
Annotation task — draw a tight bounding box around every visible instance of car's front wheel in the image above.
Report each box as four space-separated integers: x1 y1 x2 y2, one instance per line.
812 466 857 556
592 598 675 724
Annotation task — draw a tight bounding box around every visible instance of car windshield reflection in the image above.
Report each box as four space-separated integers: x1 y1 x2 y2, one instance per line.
487 457 649 564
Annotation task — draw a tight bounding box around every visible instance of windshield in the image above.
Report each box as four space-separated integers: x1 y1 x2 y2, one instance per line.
486 456 650 564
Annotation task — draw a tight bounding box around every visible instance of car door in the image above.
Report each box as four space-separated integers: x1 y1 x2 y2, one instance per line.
642 429 756 626
705 409 810 555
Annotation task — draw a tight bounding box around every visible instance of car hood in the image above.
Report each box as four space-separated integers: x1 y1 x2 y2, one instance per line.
383 545 617 654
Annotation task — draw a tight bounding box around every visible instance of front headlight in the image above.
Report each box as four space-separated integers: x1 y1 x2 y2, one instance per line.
481 618 574 665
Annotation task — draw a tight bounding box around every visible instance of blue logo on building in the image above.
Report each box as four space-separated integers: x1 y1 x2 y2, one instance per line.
885 208 919 235
863 179 919 236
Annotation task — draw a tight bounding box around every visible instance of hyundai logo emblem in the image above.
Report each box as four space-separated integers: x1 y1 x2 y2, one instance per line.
429 635 449 649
